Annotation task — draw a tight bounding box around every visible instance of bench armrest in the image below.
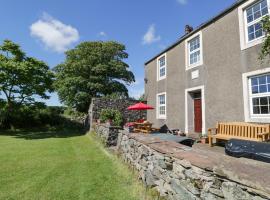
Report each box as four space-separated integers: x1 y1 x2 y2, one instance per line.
208 128 217 136
258 132 270 136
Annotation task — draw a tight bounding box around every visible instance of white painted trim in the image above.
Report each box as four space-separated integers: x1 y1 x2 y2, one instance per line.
156 53 167 81
185 85 206 136
191 70 199 80
238 0 270 50
156 92 167 119
185 31 203 71
242 68 270 123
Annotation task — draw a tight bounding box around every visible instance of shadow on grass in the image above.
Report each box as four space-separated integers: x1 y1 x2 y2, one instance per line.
0 128 86 140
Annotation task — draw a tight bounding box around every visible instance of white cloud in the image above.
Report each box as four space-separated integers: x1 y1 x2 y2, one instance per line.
176 0 187 5
30 12 79 53
142 24 161 45
99 31 107 37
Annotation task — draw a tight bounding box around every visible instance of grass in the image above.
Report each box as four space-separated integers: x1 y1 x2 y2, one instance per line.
0 129 153 200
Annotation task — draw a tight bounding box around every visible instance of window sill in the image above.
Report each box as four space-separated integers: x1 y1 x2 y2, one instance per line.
157 116 166 120
240 36 264 51
247 116 270 123
186 62 203 71
157 76 166 81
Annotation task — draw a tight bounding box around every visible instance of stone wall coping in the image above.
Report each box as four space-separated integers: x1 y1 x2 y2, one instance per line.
127 133 270 194
95 123 122 129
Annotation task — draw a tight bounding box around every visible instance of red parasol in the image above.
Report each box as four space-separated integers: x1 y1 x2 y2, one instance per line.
127 102 154 110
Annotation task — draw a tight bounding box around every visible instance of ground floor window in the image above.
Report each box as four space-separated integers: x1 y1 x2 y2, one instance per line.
157 93 166 119
249 73 270 115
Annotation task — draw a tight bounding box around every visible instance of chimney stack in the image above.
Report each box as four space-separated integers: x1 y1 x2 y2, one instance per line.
185 25 193 34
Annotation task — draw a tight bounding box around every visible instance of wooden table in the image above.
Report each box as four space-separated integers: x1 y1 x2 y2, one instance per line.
133 122 153 134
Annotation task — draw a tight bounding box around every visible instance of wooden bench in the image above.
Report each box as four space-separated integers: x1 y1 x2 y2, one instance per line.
208 122 270 147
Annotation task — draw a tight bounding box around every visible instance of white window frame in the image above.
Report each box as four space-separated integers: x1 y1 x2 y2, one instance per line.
238 0 270 50
157 53 167 81
243 68 270 123
185 31 203 70
248 74 270 117
156 92 166 119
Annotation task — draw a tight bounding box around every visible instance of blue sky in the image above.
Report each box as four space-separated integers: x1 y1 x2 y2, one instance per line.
0 0 235 106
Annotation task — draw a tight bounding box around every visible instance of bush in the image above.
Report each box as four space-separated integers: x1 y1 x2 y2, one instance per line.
63 107 85 119
0 102 74 129
100 109 123 126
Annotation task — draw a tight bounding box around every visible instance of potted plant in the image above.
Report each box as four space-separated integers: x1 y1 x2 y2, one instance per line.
100 108 123 127
200 136 209 144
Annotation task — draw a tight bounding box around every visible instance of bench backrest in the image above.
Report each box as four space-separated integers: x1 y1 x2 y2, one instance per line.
217 122 270 139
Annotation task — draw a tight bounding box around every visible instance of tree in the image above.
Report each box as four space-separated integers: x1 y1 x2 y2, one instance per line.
54 41 135 112
0 40 54 127
260 16 270 60
138 93 146 101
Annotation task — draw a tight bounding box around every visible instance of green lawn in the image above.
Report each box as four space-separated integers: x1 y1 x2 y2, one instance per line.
0 130 151 200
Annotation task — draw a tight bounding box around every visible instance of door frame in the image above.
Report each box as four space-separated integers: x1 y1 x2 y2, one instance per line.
185 85 206 136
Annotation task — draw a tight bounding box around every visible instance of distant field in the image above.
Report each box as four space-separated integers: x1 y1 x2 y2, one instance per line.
0 130 152 200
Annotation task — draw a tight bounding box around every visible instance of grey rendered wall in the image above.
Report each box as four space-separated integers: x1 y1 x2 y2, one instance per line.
202 8 244 130
145 4 270 133
145 43 187 130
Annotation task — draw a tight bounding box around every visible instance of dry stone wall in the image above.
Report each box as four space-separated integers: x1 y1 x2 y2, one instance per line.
94 125 270 200
89 98 146 126
94 124 121 146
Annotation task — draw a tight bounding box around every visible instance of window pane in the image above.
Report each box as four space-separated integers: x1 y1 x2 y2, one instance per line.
247 15 254 23
249 33 255 41
254 11 262 20
253 3 260 12
255 22 262 31
253 98 260 105
261 106 269 114
251 77 258 86
252 86 259 94
260 97 268 105
267 75 270 83
255 29 263 38
262 7 268 16
253 106 260 114
259 84 267 93
248 25 255 33
259 76 267 84
247 7 252 16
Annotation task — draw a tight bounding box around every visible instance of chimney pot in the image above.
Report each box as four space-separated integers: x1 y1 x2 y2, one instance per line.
185 25 193 34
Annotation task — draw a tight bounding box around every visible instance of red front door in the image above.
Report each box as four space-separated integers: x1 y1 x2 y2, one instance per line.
194 99 202 133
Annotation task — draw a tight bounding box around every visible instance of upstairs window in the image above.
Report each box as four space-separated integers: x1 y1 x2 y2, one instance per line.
245 0 269 42
185 31 203 70
157 54 166 81
249 74 270 115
